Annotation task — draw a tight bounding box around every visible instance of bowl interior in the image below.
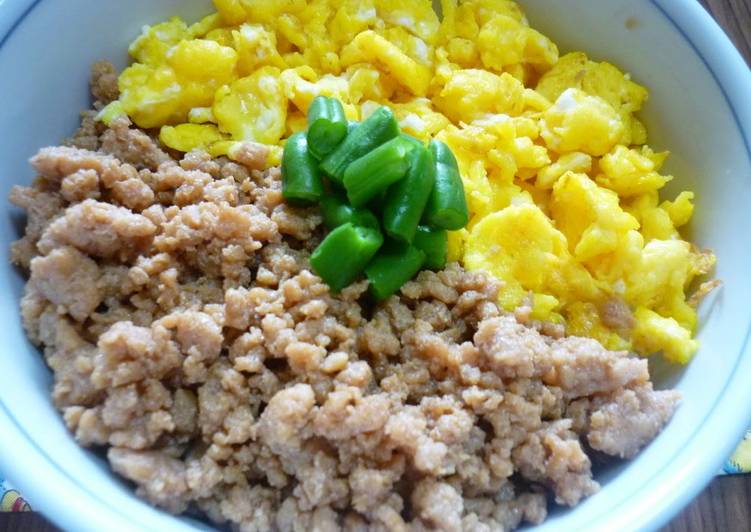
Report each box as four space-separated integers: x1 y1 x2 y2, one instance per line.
0 1 749 531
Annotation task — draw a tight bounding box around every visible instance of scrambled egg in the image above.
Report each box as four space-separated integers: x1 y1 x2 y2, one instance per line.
107 0 716 364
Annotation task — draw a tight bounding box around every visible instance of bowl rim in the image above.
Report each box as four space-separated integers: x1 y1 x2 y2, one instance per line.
590 2 751 530
0 0 750 531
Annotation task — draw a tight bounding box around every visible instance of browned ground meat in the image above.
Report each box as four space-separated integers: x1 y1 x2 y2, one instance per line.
10 64 680 532
89 60 120 106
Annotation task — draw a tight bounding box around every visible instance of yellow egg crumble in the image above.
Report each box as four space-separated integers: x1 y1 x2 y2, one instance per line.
104 0 716 364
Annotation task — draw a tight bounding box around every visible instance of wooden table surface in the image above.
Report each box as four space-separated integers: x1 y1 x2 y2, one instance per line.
1 1 750 531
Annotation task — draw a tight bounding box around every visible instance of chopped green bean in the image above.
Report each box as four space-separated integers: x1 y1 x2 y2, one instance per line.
351 209 380 230
383 146 435 243
320 106 400 183
343 136 414 207
320 193 379 230
320 193 354 228
413 225 448 270
424 139 469 230
365 244 426 301
307 96 348 160
401 133 425 149
281 131 323 205
310 223 383 292
282 98 468 294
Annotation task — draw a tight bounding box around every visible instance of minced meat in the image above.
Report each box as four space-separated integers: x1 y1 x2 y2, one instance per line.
9 63 680 531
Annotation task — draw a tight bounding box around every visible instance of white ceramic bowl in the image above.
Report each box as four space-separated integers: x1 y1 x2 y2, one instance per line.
1 1 750 530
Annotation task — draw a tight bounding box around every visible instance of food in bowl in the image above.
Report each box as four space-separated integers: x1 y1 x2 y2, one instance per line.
8 0 718 530
99 0 717 363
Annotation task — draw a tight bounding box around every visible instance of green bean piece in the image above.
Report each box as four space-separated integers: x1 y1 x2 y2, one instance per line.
413 225 448 270
365 244 426 301
320 106 400 183
424 139 469 230
347 120 360 134
281 131 323 205
383 146 436 243
401 133 425 149
351 209 380 230
310 222 383 292
307 96 348 160
320 193 379 230
320 193 354 228
343 136 414 207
